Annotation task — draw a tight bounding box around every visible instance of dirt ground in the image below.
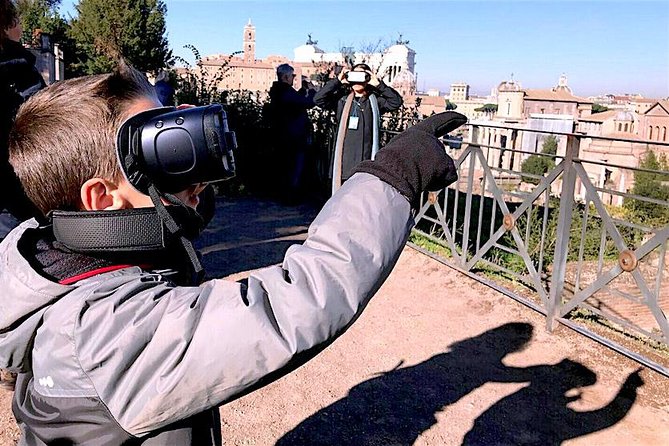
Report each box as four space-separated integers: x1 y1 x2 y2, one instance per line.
0 197 667 445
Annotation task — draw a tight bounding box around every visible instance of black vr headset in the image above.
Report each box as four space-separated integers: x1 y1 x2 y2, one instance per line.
117 104 237 194
52 104 237 284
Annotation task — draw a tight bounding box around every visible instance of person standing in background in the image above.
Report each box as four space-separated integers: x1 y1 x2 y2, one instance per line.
0 0 46 240
268 63 315 203
314 63 402 192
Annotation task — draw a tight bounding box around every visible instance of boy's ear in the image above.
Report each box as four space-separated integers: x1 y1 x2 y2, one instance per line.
80 178 129 211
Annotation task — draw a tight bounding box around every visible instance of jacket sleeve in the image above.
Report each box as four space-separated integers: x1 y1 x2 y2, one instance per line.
374 81 403 114
313 78 345 110
78 173 413 436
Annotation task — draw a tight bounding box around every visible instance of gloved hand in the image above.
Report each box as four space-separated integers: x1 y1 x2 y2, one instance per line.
354 111 467 205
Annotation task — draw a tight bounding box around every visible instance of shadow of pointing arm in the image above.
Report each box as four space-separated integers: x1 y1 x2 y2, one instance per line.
567 369 644 438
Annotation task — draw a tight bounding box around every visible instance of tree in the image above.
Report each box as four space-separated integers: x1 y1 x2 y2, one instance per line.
16 0 64 44
15 0 83 77
624 151 669 224
520 135 558 185
173 45 239 106
475 103 498 113
68 0 171 75
591 103 609 114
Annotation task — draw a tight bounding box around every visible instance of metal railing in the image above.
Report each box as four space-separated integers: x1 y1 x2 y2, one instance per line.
403 121 669 377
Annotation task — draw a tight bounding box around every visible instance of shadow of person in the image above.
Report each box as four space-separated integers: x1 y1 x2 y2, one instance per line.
462 362 644 445
276 322 537 446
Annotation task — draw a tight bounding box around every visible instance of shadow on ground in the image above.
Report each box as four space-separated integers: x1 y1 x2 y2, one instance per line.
276 322 643 446
195 196 319 278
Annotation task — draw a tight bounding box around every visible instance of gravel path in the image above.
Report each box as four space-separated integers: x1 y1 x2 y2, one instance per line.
0 197 666 445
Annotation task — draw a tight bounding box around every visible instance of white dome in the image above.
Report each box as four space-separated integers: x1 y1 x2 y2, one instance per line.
615 110 635 122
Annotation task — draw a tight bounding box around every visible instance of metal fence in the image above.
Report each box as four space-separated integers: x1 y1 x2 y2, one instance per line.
400 121 669 377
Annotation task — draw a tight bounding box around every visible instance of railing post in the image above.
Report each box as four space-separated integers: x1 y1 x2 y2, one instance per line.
547 135 580 332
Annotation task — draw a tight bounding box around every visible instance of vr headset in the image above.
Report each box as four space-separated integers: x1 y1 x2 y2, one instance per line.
117 104 237 194
346 71 371 84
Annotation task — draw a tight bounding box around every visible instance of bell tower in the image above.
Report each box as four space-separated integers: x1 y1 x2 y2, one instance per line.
243 19 255 63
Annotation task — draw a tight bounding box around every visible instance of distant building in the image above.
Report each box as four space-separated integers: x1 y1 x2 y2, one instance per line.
198 21 417 95
470 75 594 175
642 100 669 143
446 83 487 122
449 83 469 102
199 20 287 92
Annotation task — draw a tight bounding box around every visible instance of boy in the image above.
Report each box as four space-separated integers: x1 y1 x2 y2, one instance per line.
0 63 466 444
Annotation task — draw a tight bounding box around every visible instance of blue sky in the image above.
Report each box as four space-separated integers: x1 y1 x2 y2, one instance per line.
59 0 669 98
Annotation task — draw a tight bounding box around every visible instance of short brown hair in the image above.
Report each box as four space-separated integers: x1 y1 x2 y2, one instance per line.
8 62 158 214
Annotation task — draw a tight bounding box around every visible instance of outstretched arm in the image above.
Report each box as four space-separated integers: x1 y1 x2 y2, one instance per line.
565 369 644 439
76 112 466 437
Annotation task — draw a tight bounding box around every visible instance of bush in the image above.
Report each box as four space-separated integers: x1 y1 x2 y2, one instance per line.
520 135 557 185
623 151 669 226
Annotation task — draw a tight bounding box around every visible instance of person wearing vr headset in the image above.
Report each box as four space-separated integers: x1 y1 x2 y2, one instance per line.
0 60 466 444
314 63 403 193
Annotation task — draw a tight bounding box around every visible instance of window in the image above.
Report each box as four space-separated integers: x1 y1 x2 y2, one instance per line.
649 127 653 139
663 127 667 141
624 123 628 132
656 126 661 140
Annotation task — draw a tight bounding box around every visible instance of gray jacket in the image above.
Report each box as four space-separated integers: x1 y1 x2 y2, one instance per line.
0 173 413 445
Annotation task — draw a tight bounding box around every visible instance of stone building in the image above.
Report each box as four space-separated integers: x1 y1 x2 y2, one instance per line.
199 21 417 95
642 100 669 143
199 20 289 92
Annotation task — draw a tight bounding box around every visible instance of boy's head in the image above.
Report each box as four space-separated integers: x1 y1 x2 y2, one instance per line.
8 63 207 216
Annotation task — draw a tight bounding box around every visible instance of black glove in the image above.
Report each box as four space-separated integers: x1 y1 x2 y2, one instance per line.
354 111 467 205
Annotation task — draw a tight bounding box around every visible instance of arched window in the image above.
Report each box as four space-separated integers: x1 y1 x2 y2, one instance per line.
624 123 628 132
663 126 667 141
618 123 622 131
656 126 661 140
649 127 653 139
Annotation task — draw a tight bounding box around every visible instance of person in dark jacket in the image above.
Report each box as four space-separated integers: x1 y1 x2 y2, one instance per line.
0 0 46 239
154 70 174 106
268 63 315 201
314 63 403 192
0 61 466 444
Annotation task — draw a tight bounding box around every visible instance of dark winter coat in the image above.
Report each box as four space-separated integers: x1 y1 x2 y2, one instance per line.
267 81 315 151
0 39 46 230
314 78 403 179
